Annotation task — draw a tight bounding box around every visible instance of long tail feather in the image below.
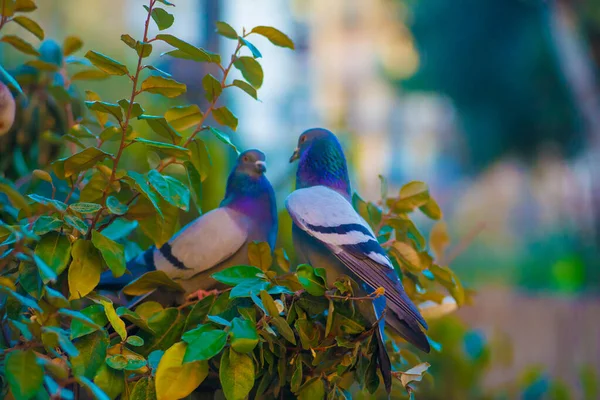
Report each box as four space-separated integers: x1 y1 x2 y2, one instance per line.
373 296 393 393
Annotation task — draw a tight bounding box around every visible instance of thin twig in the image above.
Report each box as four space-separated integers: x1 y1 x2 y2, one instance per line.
86 0 157 237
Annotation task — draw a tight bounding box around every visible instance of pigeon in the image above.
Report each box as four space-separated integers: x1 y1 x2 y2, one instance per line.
286 128 429 393
99 149 278 299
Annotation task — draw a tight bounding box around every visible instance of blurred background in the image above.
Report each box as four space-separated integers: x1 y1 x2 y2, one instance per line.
2 0 600 398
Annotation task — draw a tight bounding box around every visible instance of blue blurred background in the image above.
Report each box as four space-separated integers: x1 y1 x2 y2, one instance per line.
2 0 600 398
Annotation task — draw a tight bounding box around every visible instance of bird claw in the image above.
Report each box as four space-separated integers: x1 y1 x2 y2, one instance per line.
187 289 219 301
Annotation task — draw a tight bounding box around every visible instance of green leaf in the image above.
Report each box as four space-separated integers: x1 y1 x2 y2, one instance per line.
202 73 222 102
0 284 42 311
420 197 443 220
15 0 37 13
271 315 296 344
129 376 156 399
212 106 238 131
85 50 129 76
45 286 70 308
72 331 109 379
63 35 83 55
216 21 238 39
148 170 190 211
136 41 152 58
207 315 231 327
27 194 66 213
141 75 186 98
42 326 79 356
72 70 108 84
297 378 325 400
248 241 272 271
156 342 209 399
138 114 181 143
91 230 127 278
151 7 174 30
387 181 430 213
69 202 102 214
25 59 59 71
5 350 43 400
94 364 124 400
274 248 290 272
32 253 57 283
0 64 24 95
85 100 123 121
230 317 259 354
184 161 202 213
250 26 295 49
70 305 108 339
0 35 39 55
220 348 255 400
34 232 71 278
127 335 144 346
240 37 262 58
64 214 89 235
296 264 327 296
85 90 107 127
121 33 136 49
259 290 280 317
12 16 44 40
106 354 128 370
211 265 263 285
68 240 103 300
156 33 215 63
123 270 185 296
164 104 202 131
100 300 127 341
117 307 154 333
233 56 264 88
144 64 171 77
232 79 258 100
118 99 145 119
207 127 238 154
183 296 215 331
106 196 129 215
58 147 113 178
134 138 189 159
183 329 228 362
229 278 269 299
126 171 164 219
189 138 211 181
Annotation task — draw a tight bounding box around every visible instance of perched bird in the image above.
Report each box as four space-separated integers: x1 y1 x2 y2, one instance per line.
286 128 429 393
99 149 278 299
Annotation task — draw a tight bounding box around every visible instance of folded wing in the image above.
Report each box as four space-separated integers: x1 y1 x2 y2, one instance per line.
155 207 249 280
286 186 428 337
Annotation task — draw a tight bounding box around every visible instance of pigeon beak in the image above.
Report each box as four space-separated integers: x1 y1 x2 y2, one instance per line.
255 160 267 173
289 148 300 163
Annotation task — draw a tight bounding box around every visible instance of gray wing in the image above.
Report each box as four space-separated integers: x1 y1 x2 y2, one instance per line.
285 186 427 330
154 207 249 280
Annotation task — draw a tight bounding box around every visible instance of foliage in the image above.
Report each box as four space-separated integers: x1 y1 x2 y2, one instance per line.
0 1 466 399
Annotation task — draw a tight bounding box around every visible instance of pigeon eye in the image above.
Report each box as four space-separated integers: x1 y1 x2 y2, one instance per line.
242 156 249 162
300 136 306 144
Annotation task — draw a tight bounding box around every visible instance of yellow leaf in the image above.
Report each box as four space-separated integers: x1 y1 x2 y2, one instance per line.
429 221 450 262
156 342 208 400
397 362 430 388
390 241 422 271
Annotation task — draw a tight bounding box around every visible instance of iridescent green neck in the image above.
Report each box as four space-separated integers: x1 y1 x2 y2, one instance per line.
296 138 351 198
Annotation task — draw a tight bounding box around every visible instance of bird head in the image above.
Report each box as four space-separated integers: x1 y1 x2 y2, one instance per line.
289 128 351 197
235 149 267 178
289 128 337 163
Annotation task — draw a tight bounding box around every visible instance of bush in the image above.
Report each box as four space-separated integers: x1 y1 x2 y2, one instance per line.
0 1 467 399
